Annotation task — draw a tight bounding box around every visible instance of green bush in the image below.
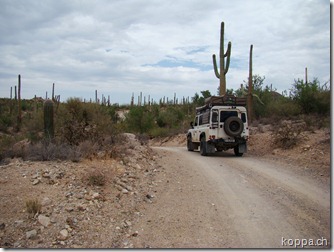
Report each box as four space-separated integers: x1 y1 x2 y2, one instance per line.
24 110 44 143
157 107 184 129
0 134 17 161
290 78 330 115
0 115 14 132
56 98 115 145
265 97 301 118
314 89 330 115
125 106 154 134
148 127 170 138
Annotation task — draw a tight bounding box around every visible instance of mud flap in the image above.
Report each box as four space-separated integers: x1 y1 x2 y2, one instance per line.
238 143 247 153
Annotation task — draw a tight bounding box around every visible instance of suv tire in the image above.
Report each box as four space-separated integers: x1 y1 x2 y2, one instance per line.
187 135 194 151
200 136 208 156
224 116 244 137
234 145 244 157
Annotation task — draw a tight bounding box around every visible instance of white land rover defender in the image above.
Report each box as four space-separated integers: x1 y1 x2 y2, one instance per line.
187 95 249 156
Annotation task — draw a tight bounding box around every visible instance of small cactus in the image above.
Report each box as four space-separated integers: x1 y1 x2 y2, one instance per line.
44 99 54 139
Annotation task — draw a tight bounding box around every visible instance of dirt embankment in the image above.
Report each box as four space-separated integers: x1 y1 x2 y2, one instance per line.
150 126 330 177
0 133 162 248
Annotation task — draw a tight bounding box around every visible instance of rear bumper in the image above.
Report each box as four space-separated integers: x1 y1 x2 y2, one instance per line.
208 137 247 147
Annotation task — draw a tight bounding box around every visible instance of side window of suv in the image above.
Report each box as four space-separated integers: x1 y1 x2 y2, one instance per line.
199 115 203 125
212 110 218 122
202 111 210 125
241 113 247 123
194 116 199 126
220 111 238 122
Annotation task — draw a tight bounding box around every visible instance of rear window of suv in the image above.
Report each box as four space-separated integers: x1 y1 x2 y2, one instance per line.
220 111 238 122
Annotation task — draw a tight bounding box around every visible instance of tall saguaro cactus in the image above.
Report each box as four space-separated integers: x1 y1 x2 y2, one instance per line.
247 44 253 123
212 22 232 96
16 74 22 131
44 99 54 140
245 44 263 123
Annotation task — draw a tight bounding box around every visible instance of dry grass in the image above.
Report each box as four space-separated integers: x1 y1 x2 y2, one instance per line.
25 199 42 216
24 140 81 162
82 166 116 187
87 170 106 186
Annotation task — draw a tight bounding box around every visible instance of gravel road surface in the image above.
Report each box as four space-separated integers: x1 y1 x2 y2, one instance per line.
129 147 330 248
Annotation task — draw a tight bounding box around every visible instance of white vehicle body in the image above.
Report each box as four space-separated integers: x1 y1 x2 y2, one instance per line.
187 96 249 156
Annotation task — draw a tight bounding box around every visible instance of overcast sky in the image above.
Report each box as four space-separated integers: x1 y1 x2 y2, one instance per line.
0 0 330 104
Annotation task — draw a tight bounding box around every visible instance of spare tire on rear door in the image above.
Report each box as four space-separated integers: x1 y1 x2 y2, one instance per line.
224 116 244 137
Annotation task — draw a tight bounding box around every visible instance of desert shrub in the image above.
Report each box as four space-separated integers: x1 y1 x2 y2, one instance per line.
156 106 184 129
0 114 14 132
87 170 106 186
298 114 330 131
125 106 154 134
106 106 120 123
136 134 150 145
56 98 92 145
191 90 212 106
313 89 330 115
56 98 115 145
25 199 42 216
21 100 29 111
148 127 170 138
251 89 300 120
82 166 116 187
265 97 301 118
1 137 103 162
77 140 99 158
0 98 120 162
25 140 81 162
23 110 44 143
271 120 305 149
0 135 16 161
290 78 330 115
11 137 115 162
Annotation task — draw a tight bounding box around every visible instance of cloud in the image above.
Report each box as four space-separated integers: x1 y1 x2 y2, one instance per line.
0 0 330 104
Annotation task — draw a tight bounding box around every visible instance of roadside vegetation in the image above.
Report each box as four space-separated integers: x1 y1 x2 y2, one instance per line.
0 75 330 162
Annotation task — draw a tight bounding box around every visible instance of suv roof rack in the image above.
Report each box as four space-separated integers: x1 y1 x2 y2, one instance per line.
196 95 246 113
205 95 246 106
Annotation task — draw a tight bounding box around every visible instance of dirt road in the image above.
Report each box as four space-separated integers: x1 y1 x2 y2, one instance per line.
128 147 330 248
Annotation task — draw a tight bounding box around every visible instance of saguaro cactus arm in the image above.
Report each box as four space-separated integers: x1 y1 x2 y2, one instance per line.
241 85 264 105
253 93 264 105
224 42 231 75
212 54 220 78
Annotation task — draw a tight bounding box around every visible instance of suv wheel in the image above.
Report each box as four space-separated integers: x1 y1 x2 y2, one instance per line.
224 116 244 137
200 136 208 156
234 145 243 157
187 135 194 151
